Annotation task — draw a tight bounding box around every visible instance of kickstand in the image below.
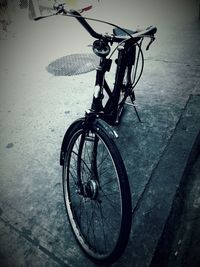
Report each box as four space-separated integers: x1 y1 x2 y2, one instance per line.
133 103 142 123
128 91 142 123
126 96 142 122
129 94 142 122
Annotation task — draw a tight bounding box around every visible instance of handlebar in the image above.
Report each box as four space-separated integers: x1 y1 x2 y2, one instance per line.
67 9 157 44
34 4 157 44
68 9 103 40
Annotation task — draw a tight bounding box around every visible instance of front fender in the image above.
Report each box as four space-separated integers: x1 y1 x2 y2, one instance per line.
94 118 119 139
60 118 84 166
60 117 118 166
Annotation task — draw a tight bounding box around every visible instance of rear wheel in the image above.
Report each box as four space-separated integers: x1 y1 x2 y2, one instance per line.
62 120 132 265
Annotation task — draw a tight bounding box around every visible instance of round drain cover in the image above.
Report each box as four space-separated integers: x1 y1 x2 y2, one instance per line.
46 53 100 76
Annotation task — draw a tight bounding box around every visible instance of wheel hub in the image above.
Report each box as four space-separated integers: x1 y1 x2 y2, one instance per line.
84 180 98 199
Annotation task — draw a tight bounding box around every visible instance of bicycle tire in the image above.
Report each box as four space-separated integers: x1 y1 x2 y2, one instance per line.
62 119 132 265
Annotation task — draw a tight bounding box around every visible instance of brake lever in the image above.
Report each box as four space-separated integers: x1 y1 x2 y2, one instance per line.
53 3 67 14
146 36 155 51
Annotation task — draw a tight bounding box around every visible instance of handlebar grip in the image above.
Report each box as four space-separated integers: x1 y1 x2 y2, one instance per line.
34 16 44 21
34 14 55 21
145 26 157 36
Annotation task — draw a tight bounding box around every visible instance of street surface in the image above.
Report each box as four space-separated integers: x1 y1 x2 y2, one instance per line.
0 1 200 266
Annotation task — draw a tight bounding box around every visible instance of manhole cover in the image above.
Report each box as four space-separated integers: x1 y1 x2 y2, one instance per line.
46 53 100 76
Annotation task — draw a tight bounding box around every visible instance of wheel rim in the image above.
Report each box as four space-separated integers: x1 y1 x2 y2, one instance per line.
63 129 124 260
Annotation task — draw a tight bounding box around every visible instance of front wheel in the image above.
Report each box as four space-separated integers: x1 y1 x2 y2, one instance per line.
62 119 132 265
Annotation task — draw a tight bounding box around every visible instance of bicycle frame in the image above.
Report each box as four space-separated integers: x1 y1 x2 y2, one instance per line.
91 38 137 125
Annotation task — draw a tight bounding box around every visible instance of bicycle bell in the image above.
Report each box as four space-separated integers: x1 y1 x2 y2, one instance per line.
92 40 110 57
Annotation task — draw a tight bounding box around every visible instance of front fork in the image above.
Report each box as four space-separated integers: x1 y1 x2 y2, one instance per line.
76 113 99 197
77 108 119 194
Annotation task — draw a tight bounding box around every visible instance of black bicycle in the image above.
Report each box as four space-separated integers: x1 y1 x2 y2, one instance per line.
35 4 157 265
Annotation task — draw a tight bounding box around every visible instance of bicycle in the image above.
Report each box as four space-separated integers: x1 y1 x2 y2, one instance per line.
35 4 157 265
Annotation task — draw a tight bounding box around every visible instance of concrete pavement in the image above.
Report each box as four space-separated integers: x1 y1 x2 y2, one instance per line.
0 1 200 266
